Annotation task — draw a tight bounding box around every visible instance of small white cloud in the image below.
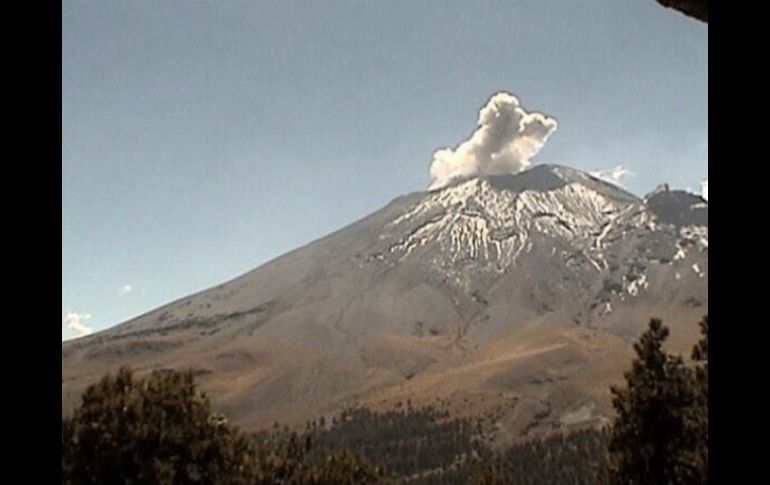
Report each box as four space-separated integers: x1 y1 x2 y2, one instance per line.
700 179 708 201
590 165 634 187
64 311 93 337
118 285 133 296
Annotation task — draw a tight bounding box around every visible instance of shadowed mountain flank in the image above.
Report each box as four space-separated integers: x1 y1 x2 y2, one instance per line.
645 185 708 227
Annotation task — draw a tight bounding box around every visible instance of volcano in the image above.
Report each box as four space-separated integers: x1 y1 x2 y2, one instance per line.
62 164 707 442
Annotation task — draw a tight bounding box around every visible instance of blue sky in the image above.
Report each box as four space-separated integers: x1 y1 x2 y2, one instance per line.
62 0 707 339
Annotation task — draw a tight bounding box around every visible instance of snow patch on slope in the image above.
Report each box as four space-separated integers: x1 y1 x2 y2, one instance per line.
382 178 633 274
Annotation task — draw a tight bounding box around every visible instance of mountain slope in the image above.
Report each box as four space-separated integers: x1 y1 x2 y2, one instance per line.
62 164 707 441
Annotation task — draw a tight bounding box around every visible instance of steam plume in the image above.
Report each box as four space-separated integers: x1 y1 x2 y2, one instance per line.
429 92 557 190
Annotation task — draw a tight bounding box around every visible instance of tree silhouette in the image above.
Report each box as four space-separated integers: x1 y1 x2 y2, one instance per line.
686 315 708 484
604 318 707 484
655 0 708 23
62 367 257 485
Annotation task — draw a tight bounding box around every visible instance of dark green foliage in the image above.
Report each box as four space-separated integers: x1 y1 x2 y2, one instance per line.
251 426 390 485
294 406 607 485
61 367 258 485
685 315 708 484
604 317 709 485
291 450 391 485
252 428 310 485
300 406 484 478
501 428 608 485
468 454 514 485
440 429 608 485
62 368 390 485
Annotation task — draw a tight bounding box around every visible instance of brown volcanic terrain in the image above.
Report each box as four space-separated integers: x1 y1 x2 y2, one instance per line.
62 165 707 443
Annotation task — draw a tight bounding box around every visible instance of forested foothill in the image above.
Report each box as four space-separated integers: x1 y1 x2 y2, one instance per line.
63 316 707 484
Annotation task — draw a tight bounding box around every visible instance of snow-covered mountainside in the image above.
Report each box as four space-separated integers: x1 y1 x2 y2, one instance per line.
62 164 707 441
378 167 654 276
367 164 706 325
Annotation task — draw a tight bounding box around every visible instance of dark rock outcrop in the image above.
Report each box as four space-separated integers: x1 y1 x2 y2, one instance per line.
656 0 708 23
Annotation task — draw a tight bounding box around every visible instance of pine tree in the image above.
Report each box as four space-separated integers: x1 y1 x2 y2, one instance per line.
604 318 697 485
62 367 258 485
469 454 513 485
685 315 708 484
253 429 312 485
291 450 391 485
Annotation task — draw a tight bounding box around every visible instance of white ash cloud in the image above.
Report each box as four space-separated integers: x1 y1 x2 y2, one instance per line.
700 179 708 201
64 311 93 337
590 165 634 187
428 92 558 190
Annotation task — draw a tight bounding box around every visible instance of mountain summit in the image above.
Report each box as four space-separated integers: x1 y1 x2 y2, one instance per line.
63 164 707 441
